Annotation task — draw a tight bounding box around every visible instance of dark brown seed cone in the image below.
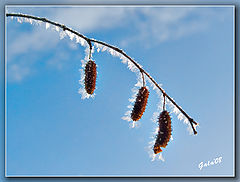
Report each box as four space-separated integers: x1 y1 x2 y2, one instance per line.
84 60 97 94
153 110 172 154
131 86 149 121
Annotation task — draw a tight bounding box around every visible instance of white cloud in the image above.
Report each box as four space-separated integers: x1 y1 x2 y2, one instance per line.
8 28 59 59
52 7 132 33
7 63 30 82
119 7 211 48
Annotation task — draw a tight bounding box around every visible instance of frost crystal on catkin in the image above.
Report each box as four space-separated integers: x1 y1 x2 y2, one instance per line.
131 87 149 121
122 72 146 128
121 86 139 128
153 111 172 154
145 76 168 160
84 60 97 94
78 47 96 99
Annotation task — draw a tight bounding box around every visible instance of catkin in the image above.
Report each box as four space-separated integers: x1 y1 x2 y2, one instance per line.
131 86 149 121
84 60 97 95
153 110 172 154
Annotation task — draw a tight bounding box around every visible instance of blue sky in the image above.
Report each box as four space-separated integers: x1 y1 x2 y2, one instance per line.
5 6 234 176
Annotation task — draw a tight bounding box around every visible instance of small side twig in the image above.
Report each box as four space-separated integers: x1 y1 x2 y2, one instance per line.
163 94 166 111
87 40 92 60
141 71 145 87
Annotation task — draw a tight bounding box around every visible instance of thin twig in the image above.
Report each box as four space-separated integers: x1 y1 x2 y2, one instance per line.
88 41 92 60
141 71 145 87
163 94 166 111
6 13 198 135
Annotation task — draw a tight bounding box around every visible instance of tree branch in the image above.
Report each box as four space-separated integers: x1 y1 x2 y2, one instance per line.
6 13 198 135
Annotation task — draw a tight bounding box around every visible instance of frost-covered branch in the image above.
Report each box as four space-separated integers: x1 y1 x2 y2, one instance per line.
6 13 198 135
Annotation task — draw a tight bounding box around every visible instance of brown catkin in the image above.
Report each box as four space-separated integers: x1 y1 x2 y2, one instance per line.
153 110 172 154
84 60 97 95
131 86 149 121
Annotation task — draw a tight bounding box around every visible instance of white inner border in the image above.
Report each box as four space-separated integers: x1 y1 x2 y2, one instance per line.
4 4 236 178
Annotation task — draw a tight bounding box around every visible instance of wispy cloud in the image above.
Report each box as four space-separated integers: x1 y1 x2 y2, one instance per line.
119 7 226 48
52 7 131 33
7 63 30 82
8 27 60 59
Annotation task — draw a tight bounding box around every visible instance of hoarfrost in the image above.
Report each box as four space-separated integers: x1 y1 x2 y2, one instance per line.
59 30 66 40
10 14 89 48
78 69 95 100
45 22 50 29
187 123 194 135
17 17 23 23
12 15 43 26
76 36 87 47
158 153 165 162
55 26 60 32
78 47 96 99
147 141 165 162
108 48 121 57
24 17 33 24
93 42 142 73
122 72 143 128
65 30 75 40
121 116 131 122
148 77 164 134
121 58 128 64
146 76 162 97
101 46 107 52
177 113 185 121
184 118 189 124
145 76 172 161
166 98 198 135
127 61 138 73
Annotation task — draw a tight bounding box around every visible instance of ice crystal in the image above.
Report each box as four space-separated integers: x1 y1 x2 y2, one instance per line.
16 17 23 23
93 42 142 73
122 72 144 128
45 22 50 29
75 36 88 47
78 47 96 99
65 30 75 40
24 17 33 24
55 26 60 32
148 141 165 162
166 99 196 135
